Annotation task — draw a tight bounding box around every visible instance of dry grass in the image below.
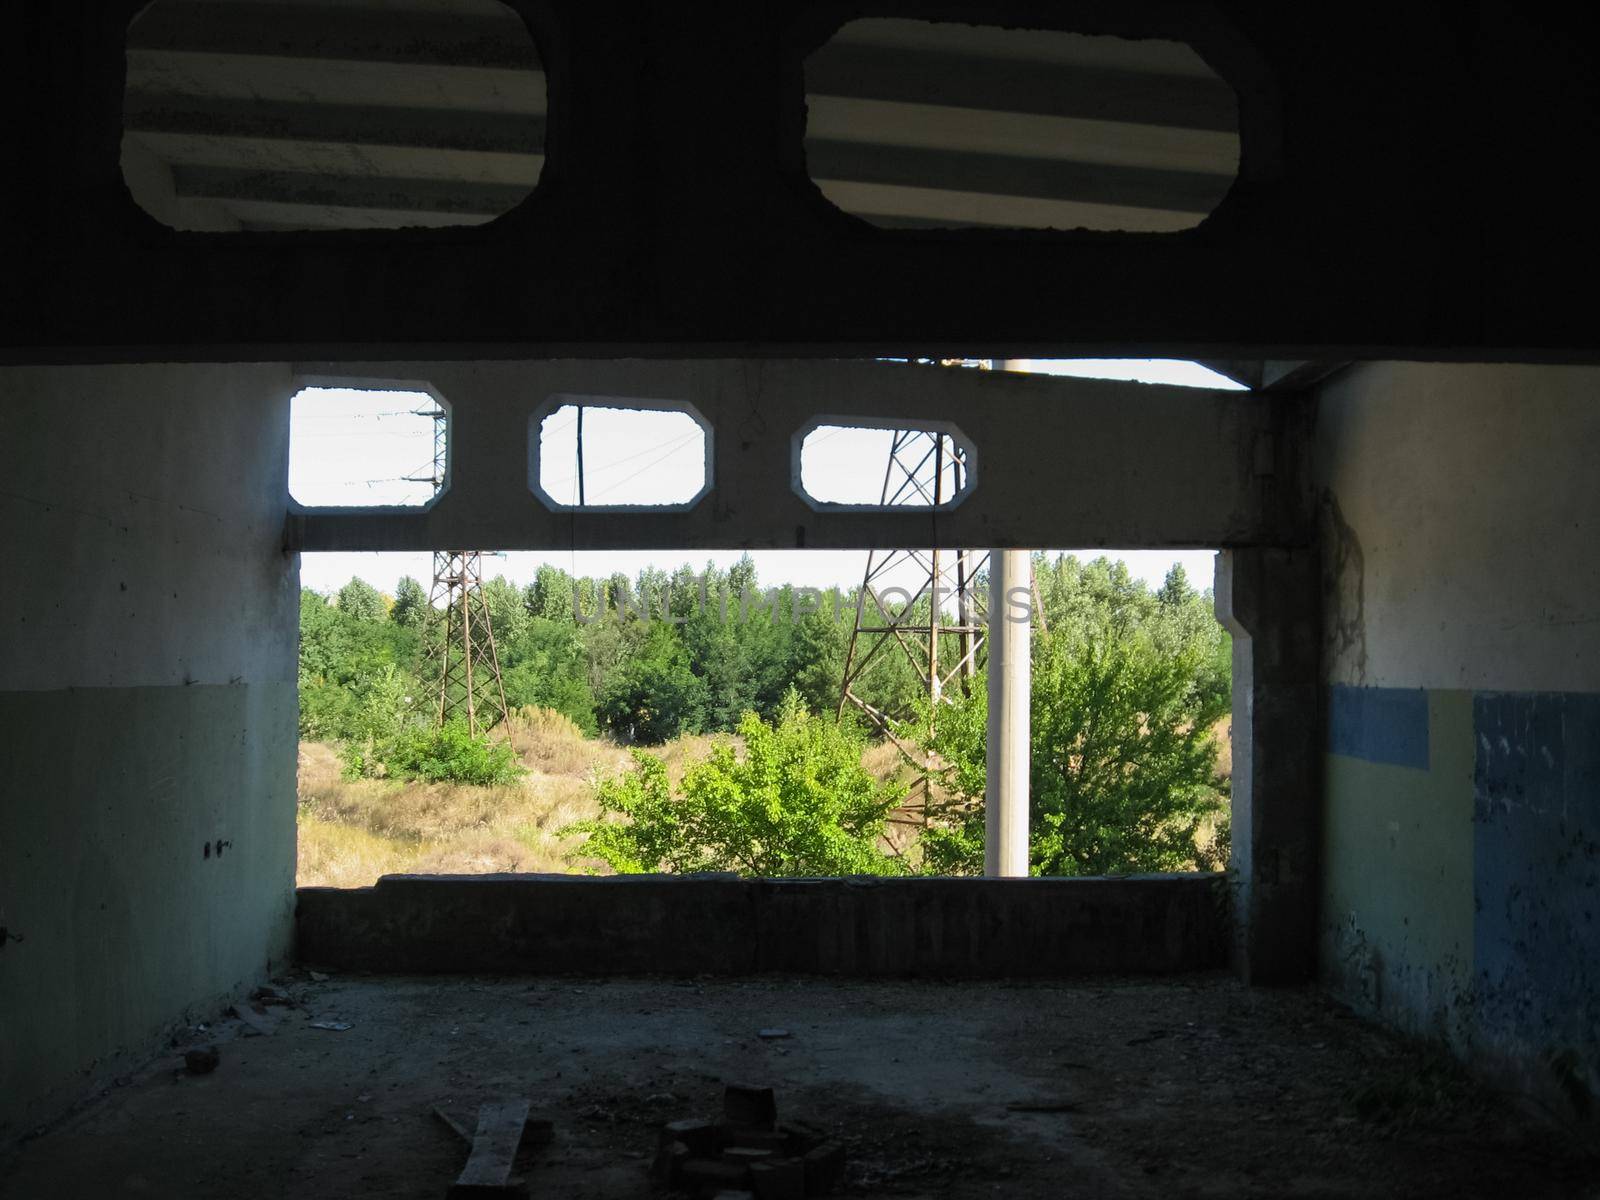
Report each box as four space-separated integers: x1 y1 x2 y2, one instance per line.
296 708 633 887
296 707 924 886
299 706 1232 886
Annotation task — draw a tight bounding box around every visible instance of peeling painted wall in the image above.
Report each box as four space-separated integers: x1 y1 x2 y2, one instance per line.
1315 362 1600 1122
0 364 299 1142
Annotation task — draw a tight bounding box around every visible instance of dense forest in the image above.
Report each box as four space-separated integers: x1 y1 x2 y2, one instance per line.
298 554 1232 875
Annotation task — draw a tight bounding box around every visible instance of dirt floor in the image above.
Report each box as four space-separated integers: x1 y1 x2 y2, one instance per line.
3 972 1595 1200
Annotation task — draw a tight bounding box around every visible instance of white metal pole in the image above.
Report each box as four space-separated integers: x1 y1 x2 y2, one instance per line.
985 548 1031 877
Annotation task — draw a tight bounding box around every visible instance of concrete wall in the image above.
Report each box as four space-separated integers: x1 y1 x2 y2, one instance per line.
1315 362 1600 1120
297 874 1228 978
0 364 299 1142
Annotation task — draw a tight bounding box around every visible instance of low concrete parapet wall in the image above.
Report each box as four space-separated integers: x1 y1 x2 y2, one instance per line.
296 873 1228 977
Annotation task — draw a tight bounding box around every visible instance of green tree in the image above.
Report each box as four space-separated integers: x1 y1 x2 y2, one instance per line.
298 587 421 740
390 575 429 630
481 574 529 647
596 622 705 743
500 617 598 733
789 591 848 716
1157 562 1193 607
336 576 387 622
568 691 904 876
527 564 576 622
915 555 1229 876
1027 629 1225 876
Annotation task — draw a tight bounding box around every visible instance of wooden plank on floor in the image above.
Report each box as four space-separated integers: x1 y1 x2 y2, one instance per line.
447 1098 529 1198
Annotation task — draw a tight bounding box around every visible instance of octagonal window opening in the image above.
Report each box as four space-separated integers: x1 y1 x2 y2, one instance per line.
802 18 1240 232
289 382 448 511
795 418 974 511
531 397 712 512
122 0 547 232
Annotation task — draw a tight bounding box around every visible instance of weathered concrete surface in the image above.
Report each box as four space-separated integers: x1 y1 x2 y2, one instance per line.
7 5 1600 358
1314 362 1600 1125
5 974 1593 1199
287 358 1306 552
0 363 300 1144
296 874 1227 977
1215 546 1322 985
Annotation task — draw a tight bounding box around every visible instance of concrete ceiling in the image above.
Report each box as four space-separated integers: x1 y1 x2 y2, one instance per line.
122 3 1239 233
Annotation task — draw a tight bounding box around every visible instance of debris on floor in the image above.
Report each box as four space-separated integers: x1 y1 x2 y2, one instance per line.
3 975 1595 1200
230 1003 278 1037
181 1046 219 1075
653 1084 844 1198
438 1097 532 1198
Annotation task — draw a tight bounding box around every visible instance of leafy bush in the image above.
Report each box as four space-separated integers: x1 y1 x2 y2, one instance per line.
566 690 903 876
342 720 523 786
913 559 1228 877
1028 631 1225 875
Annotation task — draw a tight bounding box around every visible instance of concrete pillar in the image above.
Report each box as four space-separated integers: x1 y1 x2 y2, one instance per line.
986 549 1031 877
1214 547 1321 984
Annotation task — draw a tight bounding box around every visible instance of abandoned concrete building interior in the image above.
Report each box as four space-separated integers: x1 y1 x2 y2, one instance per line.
2 0 1599 1196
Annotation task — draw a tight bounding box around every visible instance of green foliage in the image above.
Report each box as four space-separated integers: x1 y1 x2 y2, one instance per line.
344 720 523 786
336 576 388 622
299 553 1231 878
1027 628 1224 876
905 684 990 876
500 618 598 734
299 558 941 749
596 622 705 743
527 564 575 621
481 575 530 647
390 575 429 630
568 691 904 876
789 595 848 716
915 554 1229 877
297 588 421 741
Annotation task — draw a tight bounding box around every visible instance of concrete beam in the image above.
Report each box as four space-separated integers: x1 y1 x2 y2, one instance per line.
806 139 1230 215
126 2 542 71
1215 546 1322 984
806 41 1239 132
124 93 547 157
171 164 534 219
287 358 1310 552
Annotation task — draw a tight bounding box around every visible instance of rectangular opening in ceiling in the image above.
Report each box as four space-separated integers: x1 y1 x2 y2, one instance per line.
121 0 546 231
803 18 1240 232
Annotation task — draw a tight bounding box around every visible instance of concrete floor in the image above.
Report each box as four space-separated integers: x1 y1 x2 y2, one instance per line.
2 973 1592 1200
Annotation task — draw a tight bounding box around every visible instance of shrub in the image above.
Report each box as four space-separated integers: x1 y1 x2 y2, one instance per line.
343 720 524 786
565 690 904 876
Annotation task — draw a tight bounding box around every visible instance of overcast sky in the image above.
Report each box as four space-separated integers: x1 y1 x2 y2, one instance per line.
291 359 1242 598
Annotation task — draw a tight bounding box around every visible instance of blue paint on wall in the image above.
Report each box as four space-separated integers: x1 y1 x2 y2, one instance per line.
1328 684 1430 768
1473 691 1600 1072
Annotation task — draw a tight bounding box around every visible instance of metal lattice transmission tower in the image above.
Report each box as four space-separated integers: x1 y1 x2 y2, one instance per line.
425 550 513 736
837 426 990 751
413 401 512 738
